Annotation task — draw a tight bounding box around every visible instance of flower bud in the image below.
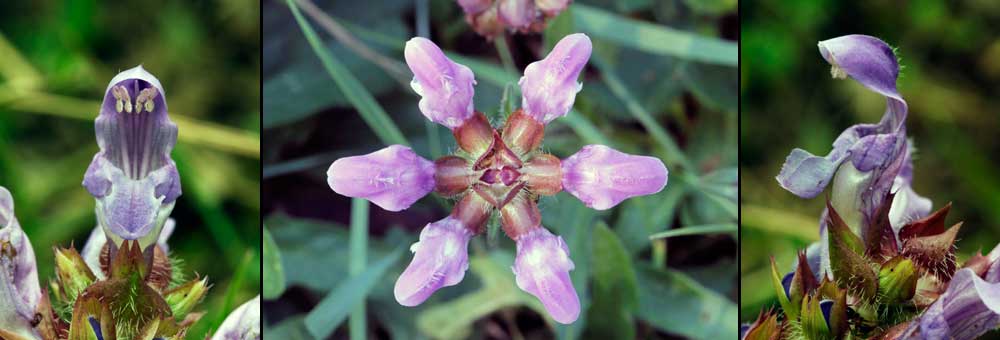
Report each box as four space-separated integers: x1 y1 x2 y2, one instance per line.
561 145 667 210
164 277 209 320
53 247 95 303
878 256 918 304
405 37 477 130
519 33 591 124
497 0 535 31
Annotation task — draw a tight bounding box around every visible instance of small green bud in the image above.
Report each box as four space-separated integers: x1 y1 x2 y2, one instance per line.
164 277 209 319
54 247 96 302
878 256 918 304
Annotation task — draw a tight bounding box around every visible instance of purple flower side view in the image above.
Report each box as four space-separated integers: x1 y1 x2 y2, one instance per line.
83 65 181 250
327 33 668 324
775 35 931 278
0 187 42 340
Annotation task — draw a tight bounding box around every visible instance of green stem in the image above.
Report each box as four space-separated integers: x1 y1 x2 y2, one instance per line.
652 239 666 269
494 35 517 75
349 198 369 340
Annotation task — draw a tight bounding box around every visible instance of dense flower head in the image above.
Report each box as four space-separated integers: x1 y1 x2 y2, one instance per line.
84 65 181 250
327 33 668 324
456 0 572 38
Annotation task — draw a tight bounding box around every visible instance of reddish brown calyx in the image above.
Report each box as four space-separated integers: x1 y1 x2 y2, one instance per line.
453 111 493 156
500 194 542 239
450 192 492 233
521 154 562 196
434 156 475 197
502 109 545 156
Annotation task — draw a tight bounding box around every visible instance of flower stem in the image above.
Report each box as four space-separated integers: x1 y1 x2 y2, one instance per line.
349 198 369 340
494 35 517 75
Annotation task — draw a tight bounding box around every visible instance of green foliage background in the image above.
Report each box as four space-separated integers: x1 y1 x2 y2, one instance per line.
0 1 261 338
263 0 737 339
741 1 1000 337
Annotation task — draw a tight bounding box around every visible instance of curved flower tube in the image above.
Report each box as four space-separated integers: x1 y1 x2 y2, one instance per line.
329 34 666 324
0 187 41 340
211 295 261 340
84 65 180 251
774 35 931 277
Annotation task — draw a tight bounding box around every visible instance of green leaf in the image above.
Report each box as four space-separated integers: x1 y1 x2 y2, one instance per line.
649 223 737 239
634 264 738 338
586 223 638 339
303 248 404 339
549 194 595 340
263 226 287 299
572 4 737 66
286 0 409 147
267 316 315 340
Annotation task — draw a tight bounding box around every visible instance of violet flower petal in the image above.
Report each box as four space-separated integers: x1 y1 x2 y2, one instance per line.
86 65 180 246
512 227 579 324
497 0 535 30
535 0 570 16
211 295 261 340
0 187 41 339
394 217 472 306
519 33 591 124
561 145 668 210
327 145 436 212
913 268 1000 340
405 37 477 130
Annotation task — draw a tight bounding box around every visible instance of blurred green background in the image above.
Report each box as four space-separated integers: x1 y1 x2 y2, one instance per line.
740 1 1000 337
0 1 261 338
263 0 737 339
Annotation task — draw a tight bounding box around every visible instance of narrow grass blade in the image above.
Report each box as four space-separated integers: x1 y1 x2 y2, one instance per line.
649 223 737 239
286 0 409 147
572 4 737 66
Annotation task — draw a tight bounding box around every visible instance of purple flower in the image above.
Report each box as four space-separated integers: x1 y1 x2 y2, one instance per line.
774 35 930 277
519 33 592 124
405 37 477 130
0 187 41 339
899 268 1000 340
329 34 666 324
456 0 571 38
512 227 579 324
561 145 668 210
84 65 181 248
394 216 473 306
211 295 261 340
327 145 436 212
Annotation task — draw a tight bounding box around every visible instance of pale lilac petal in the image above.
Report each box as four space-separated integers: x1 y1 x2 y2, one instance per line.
211 295 261 340
512 227 579 324
327 145 436 212
914 268 1000 340
394 217 472 306
888 176 932 230
457 0 492 14
561 145 668 210
0 187 41 339
519 33 591 124
497 0 535 30
86 66 180 244
404 37 477 130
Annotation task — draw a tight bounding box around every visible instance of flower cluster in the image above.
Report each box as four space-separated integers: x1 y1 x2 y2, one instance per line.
327 34 668 324
0 66 258 340
743 35 1000 340
456 0 571 39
